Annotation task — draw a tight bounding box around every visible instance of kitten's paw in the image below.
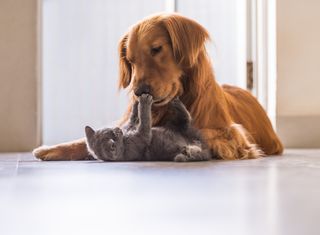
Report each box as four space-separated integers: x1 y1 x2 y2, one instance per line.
182 145 202 156
174 153 189 162
171 97 180 102
179 145 210 161
170 97 182 106
139 93 153 105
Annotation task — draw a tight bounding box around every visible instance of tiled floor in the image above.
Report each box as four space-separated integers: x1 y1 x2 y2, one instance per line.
0 149 320 235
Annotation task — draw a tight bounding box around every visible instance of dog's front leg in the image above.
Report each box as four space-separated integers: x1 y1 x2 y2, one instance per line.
33 138 93 161
200 125 263 160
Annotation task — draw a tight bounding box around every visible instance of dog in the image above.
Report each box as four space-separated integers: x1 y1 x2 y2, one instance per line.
33 13 283 161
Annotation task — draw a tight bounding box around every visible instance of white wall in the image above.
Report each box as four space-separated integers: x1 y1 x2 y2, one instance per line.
277 0 320 147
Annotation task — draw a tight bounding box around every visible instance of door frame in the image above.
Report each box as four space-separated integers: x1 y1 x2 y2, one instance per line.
248 0 277 128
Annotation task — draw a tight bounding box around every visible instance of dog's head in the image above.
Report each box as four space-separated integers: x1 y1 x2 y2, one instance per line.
118 13 209 106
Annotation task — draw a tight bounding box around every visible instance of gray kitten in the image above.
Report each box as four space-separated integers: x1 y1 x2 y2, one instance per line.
85 94 211 162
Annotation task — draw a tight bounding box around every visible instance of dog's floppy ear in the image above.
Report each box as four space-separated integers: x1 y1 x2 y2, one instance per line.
163 14 209 68
118 34 132 89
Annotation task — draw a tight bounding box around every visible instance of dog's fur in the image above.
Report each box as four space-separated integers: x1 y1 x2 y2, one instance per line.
33 13 283 161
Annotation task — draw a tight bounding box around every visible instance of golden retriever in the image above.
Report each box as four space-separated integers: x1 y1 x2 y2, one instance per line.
33 13 283 161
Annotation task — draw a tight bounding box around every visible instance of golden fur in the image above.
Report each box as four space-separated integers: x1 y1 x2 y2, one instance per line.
33 13 283 161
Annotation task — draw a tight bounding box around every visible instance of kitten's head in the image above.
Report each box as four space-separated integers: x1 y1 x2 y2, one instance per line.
85 126 124 161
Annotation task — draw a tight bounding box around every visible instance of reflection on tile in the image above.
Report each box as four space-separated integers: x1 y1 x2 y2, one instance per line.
0 150 320 235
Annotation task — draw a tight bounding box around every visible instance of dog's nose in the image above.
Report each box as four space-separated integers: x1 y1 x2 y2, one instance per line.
134 84 151 96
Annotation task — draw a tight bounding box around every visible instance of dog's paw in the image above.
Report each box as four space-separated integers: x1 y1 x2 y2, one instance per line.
139 93 153 105
32 146 60 161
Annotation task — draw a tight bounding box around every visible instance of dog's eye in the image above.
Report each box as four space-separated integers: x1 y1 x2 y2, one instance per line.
150 46 162 56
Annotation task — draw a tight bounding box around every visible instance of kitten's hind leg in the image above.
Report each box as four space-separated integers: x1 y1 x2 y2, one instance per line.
174 145 211 162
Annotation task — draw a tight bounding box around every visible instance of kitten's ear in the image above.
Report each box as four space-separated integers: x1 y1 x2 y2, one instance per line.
85 126 95 139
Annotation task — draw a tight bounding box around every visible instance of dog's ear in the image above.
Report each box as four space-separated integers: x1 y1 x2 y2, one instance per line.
163 14 209 68
118 34 132 89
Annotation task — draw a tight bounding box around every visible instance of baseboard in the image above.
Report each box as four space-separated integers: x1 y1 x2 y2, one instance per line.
277 115 320 148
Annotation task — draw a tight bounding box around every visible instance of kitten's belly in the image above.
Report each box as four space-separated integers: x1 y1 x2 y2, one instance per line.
147 128 186 161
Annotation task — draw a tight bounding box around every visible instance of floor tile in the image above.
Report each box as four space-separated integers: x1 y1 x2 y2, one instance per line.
0 149 319 235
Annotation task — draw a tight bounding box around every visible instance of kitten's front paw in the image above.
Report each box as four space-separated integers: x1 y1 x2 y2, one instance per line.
139 93 153 105
171 97 180 102
170 97 182 107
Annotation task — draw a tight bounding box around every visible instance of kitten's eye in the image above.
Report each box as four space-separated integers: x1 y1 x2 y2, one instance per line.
150 46 162 56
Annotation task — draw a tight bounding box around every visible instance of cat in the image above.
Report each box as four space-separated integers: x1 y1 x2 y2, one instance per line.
85 94 211 162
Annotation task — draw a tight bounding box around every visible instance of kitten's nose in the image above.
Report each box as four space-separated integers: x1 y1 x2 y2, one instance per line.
134 83 151 96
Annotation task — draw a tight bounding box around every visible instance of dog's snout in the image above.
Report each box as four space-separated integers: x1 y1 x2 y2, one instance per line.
134 84 151 96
